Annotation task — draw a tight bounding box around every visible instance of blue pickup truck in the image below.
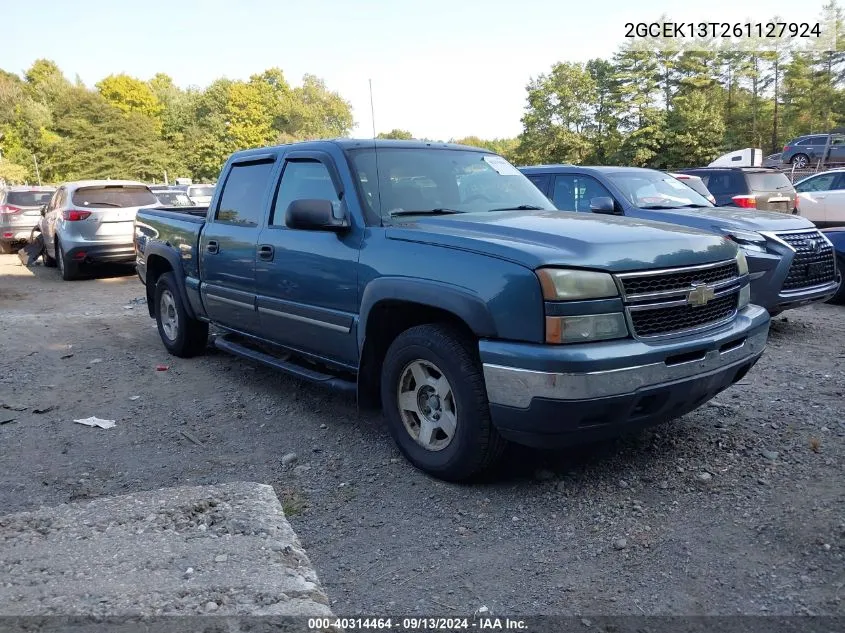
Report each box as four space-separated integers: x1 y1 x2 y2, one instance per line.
134 140 769 481
520 165 841 315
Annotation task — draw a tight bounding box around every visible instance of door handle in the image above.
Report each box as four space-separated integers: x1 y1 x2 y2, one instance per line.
258 244 275 261
206 240 219 254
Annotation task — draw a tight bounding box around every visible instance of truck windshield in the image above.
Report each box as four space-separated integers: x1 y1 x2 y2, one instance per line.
348 148 555 218
607 171 713 209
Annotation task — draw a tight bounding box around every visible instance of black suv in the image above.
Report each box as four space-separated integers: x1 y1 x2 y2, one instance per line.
674 167 798 214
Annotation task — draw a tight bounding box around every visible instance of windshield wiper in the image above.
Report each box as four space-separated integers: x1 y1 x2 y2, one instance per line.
388 208 465 217
488 204 546 211
85 202 123 208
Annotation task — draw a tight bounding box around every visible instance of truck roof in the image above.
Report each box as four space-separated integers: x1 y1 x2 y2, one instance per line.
229 138 495 162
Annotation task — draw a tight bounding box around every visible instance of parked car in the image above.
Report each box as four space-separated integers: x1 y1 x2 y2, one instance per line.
40 180 158 280
781 134 845 168
668 172 715 204
520 165 841 315
151 188 192 207
793 169 845 228
186 184 215 206
0 186 56 253
762 153 783 168
134 139 770 481
821 226 845 304
674 167 799 213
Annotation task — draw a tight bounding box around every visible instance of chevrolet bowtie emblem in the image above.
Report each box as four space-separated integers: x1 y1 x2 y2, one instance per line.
687 283 716 307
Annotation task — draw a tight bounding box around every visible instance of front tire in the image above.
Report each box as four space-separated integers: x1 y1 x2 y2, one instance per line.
154 271 208 357
380 323 507 481
57 239 79 280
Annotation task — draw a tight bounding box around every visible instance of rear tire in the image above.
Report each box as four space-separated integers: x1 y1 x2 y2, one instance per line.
791 153 810 169
154 271 208 357
57 239 79 281
380 323 507 482
827 257 845 305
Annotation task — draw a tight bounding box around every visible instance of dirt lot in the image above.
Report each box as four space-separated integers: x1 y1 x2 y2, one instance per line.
1 253 843 616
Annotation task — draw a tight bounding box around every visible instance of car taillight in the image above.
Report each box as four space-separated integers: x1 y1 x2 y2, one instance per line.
732 195 757 209
794 196 800 211
0 204 22 215
783 145 790 152
63 209 92 221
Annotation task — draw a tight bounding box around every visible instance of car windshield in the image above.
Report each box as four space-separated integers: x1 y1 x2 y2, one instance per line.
746 172 794 192
188 186 214 198
348 148 555 218
155 191 192 206
71 185 158 208
6 191 55 207
607 172 713 209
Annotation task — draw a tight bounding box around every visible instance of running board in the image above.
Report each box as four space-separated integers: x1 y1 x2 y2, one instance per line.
212 335 356 394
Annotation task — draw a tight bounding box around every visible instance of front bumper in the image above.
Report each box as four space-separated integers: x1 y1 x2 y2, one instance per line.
746 240 841 313
64 243 136 264
479 305 769 447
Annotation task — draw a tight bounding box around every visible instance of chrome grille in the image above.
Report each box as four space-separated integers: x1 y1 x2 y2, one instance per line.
775 230 836 291
617 259 742 338
620 261 738 297
630 294 738 337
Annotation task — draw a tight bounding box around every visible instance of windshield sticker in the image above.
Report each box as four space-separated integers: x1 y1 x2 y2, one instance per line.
482 155 521 176
666 179 689 189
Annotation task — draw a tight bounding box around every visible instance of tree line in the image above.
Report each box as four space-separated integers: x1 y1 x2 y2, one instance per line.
0 61 353 184
1 1 843 185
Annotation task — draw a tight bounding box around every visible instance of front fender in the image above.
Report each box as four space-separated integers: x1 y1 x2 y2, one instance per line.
357 277 497 351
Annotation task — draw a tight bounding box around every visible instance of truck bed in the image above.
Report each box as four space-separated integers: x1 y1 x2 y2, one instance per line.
141 206 208 221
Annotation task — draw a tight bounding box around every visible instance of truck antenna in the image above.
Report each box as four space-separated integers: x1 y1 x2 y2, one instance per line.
369 78 384 226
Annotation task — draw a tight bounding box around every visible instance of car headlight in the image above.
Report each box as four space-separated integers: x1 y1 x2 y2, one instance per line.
736 249 749 276
723 229 767 254
536 268 619 300
545 313 628 344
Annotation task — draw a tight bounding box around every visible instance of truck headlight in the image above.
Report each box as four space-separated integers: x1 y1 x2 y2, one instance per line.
545 313 628 344
736 249 749 276
724 229 767 254
536 269 619 300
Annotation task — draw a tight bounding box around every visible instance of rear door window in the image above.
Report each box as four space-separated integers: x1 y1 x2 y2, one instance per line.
745 172 794 192
6 191 55 207
215 160 275 226
698 171 746 196
71 186 157 208
525 174 551 195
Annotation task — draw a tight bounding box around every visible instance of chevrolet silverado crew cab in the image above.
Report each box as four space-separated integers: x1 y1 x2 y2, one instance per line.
521 165 841 315
134 140 770 481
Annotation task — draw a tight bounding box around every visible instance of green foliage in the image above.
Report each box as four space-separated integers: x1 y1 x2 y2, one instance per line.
0 159 29 184
518 2 845 167
0 60 355 184
377 129 415 139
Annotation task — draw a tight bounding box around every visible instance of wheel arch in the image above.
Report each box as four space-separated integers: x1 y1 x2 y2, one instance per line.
143 246 195 320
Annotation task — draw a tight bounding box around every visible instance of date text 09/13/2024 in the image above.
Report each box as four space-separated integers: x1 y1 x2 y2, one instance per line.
307 617 528 630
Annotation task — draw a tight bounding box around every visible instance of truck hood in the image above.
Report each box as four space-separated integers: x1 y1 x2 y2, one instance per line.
385 210 737 272
635 205 814 234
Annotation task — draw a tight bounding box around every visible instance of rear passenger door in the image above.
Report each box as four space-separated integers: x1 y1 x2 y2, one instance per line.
199 155 277 335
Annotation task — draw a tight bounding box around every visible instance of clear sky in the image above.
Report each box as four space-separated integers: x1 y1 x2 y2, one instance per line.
2 0 831 140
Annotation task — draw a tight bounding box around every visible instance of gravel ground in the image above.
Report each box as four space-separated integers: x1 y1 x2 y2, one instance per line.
0 253 843 617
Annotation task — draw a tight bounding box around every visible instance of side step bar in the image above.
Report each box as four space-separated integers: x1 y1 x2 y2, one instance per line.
212 335 356 394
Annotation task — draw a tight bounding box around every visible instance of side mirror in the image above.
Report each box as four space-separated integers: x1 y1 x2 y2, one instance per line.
40 205 47 217
285 199 348 232
589 196 620 215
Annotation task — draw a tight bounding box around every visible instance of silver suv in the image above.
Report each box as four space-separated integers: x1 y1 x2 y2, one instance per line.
0 186 56 253
39 180 158 280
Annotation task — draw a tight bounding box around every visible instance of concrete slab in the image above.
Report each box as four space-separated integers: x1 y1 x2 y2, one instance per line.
0 482 334 618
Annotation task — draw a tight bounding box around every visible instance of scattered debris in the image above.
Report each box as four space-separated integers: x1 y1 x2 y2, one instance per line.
760 450 779 461
281 453 298 466
215 554 228 563
156 365 169 372
129 395 141 401
0 415 16 425
1 403 27 412
60 353 74 359
180 430 204 446
696 472 713 482
74 416 116 429
89 358 103 364
33 405 56 414
809 438 821 453
613 538 628 550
